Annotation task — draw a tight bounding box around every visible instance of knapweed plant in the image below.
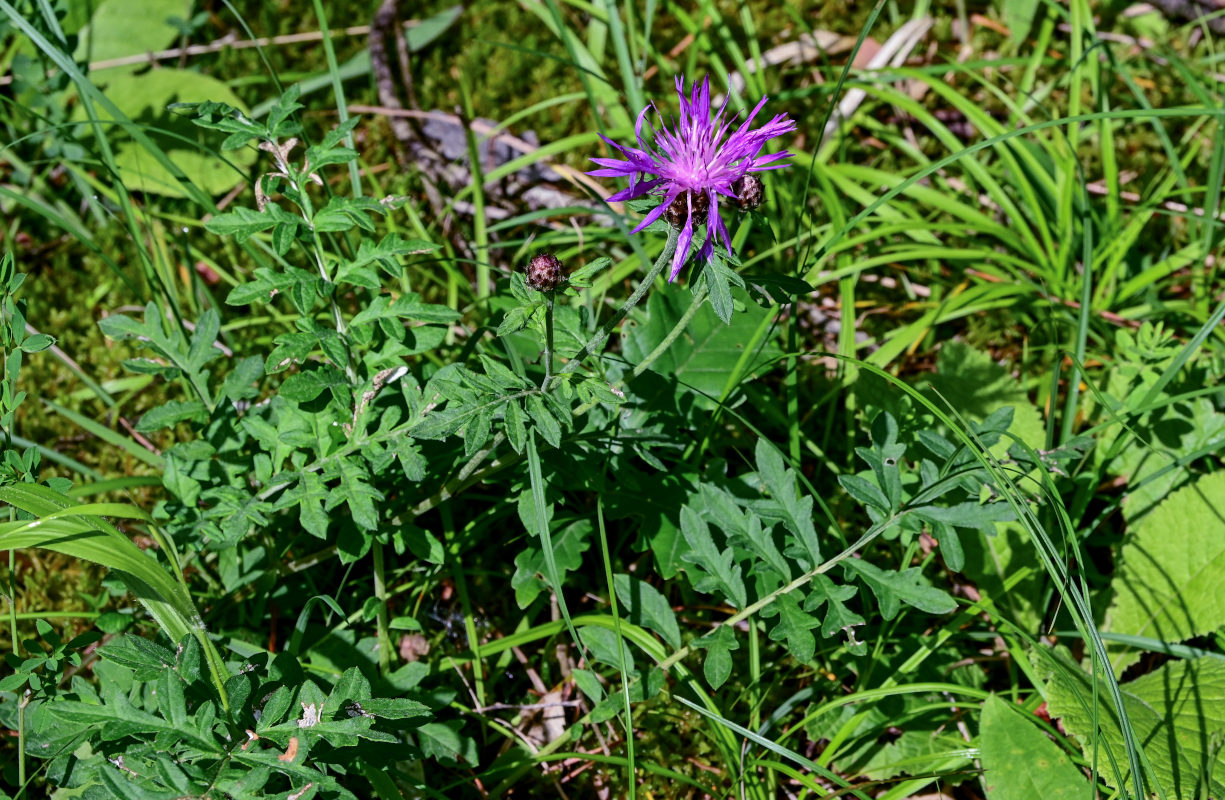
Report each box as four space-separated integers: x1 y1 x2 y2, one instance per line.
4 3 1225 798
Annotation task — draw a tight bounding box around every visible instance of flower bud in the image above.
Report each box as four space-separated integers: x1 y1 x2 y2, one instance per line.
732 174 764 211
525 252 564 292
664 190 711 228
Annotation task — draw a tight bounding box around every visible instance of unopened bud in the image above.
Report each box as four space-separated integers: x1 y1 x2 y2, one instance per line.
664 190 711 228
732 174 765 211
526 252 564 292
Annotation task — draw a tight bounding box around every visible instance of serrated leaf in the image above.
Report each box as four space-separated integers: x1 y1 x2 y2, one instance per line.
754 440 821 564
334 459 382 532
842 559 955 620
360 697 431 720
766 592 817 664
497 305 531 337
839 473 890 513
680 505 747 608
1105 471 1225 672
135 400 208 433
205 206 279 241
416 720 477 765
578 625 636 673
691 625 739 689
1046 654 1225 798
352 293 460 329
336 234 437 285
281 367 347 404
311 196 385 233
221 356 263 401
525 395 562 448
504 400 527 453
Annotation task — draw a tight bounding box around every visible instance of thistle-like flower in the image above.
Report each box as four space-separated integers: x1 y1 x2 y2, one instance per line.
588 76 796 281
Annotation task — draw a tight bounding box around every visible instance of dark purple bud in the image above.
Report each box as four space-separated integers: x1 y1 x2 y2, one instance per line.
525 252 564 292
664 190 711 229
732 174 765 211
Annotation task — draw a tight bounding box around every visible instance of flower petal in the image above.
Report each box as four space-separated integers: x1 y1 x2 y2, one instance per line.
671 213 695 282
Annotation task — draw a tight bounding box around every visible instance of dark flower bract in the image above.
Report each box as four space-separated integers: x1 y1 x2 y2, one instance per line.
588 75 796 281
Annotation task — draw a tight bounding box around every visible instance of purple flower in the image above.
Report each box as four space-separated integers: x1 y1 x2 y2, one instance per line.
588 75 796 281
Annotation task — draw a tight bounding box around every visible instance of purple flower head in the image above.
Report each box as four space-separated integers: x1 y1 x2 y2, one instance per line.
588 75 796 281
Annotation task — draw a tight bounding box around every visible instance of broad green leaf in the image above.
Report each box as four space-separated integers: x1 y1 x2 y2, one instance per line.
331 459 382 533
1002 0 1041 46
511 520 592 608
979 694 1088 800
415 720 478 766
958 522 1044 632
621 286 781 406
578 625 636 674
359 697 431 721
97 635 176 680
335 234 437 285
74 0 185 73
49 693 219 753
84 70 258 196
1104 393 1225 524
227 264 316 307
923 341 1045 452
1105 472 1225 672
1046 654 1225 798
349 292 459 328
613 574 681 649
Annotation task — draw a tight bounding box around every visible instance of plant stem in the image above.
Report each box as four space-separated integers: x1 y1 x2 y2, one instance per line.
557 228 678 378
541 292 555 390
372 542 391 676
266 141 357 383
630 283 707 380
8 548 23 794
595 494 635 797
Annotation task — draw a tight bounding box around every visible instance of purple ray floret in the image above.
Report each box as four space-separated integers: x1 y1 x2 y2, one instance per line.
588 75 796 281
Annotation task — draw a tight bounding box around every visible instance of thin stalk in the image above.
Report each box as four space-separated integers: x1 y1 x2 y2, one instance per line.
631 283 706 380
310 0 362 197
459 75 491 299
558 228 678 378
442 503 486 709
372 542 391 676
541 292 555 390
595 495 635 798
8 549 22 794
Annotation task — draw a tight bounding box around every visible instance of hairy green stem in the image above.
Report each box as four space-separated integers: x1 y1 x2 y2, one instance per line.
541 292 555 390
556 228 678 380
372 542 391 676
266 141 357 384
630 284 707 380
